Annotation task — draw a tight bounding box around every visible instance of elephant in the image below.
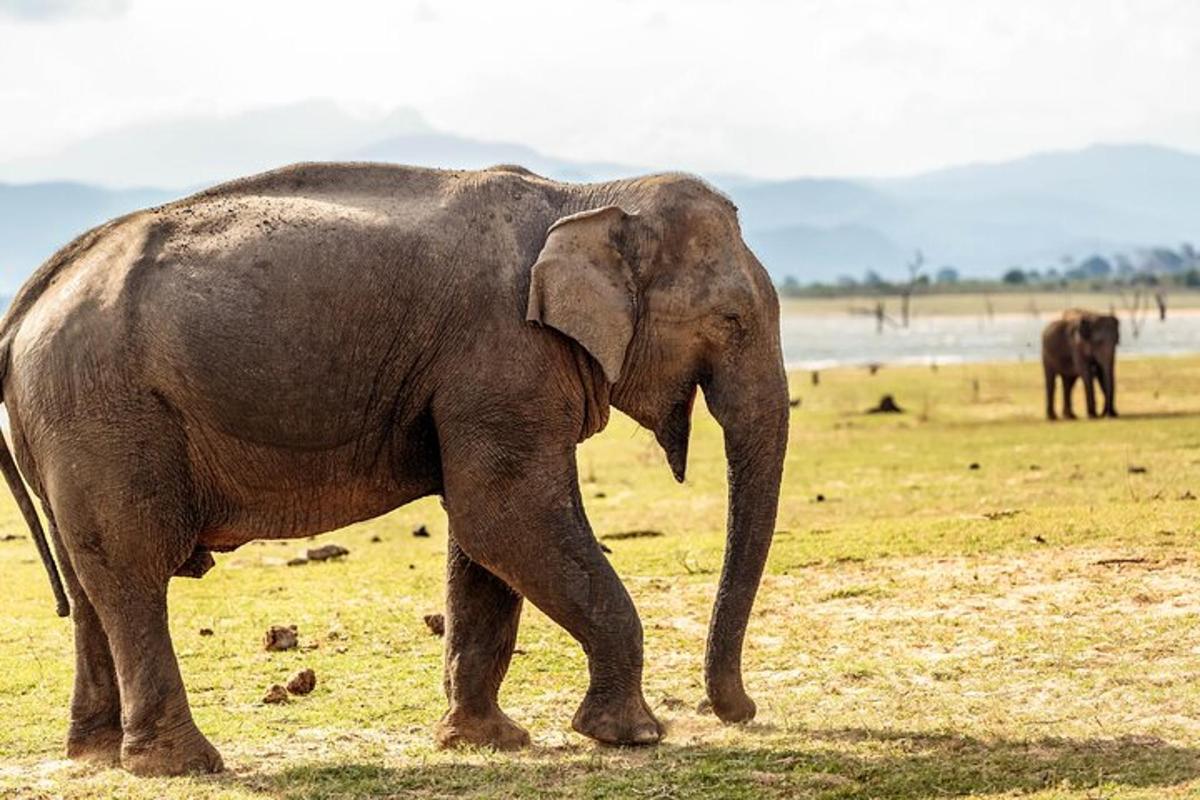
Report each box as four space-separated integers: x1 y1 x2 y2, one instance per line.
1041 309 1119 420
0 163 788 776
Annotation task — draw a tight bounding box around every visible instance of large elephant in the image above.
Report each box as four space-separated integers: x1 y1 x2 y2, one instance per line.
0 163 788 776
1041 309 1119 420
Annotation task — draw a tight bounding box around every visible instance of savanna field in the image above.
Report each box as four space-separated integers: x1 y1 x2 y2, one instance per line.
2 355 1200 799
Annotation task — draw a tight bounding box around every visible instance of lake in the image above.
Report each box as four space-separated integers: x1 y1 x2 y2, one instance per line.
780 310 1200 369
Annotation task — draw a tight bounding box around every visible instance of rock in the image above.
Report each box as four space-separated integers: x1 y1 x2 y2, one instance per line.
867 394 903 414
370 535 383 543
1032 535 1047 544
287 557 308 567
198 627 214 637
969 462 981 470
423 613 445 637
263 625 299 652
306 544 349 561
262 684 289 704
599 542 613 554
1128 465 1148 474
412 525 431 538
0 533 26 542
815 493 826 502
789 397 802 408
287 668 317 696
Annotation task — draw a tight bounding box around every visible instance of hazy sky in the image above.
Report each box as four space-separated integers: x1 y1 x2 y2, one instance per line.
1 0 1198 178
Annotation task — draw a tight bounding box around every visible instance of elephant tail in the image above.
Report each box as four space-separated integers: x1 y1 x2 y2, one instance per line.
0 338 70 618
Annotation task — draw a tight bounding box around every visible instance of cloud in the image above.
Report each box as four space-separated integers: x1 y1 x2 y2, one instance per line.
0 0 130 21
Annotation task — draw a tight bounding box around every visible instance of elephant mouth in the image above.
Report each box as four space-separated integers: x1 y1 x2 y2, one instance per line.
655 383 697 483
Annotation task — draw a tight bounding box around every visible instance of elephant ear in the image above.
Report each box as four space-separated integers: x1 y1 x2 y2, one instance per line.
1077 316 1093 341
526 206 637 384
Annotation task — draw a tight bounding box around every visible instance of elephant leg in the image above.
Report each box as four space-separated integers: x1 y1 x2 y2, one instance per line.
436 535 530 750
1062 374 1078 419
1102 365 1118 417
442 447 662 747
51 517 123 765
1043 364 1057 420
45 440 223 776
1083 367 1099 418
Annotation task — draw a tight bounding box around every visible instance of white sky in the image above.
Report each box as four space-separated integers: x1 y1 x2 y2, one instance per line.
1 0 1198 179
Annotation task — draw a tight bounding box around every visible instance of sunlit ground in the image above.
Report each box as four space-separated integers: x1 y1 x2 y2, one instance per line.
3 356 1200 799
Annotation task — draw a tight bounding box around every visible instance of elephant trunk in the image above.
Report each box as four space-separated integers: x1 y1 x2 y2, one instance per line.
1101 352 1117 416
701 357 788 722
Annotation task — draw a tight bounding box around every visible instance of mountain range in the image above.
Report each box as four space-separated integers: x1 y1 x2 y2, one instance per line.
1 101 1197 291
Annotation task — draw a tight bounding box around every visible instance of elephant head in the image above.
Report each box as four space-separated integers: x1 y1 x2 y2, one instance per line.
527 175 789 722
1069 311 1119 411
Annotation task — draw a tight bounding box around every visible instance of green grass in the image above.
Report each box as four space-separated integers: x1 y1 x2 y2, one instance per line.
3 355 1200 798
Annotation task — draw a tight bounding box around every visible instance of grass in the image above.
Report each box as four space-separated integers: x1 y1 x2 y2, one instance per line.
3 355 1200 798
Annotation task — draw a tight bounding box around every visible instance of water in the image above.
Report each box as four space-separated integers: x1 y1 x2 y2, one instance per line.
780 311 1200 369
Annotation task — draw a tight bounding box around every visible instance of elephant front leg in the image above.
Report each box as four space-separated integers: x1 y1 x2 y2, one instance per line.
436 536 530 750
441 445 662 747
1083 366 1099 418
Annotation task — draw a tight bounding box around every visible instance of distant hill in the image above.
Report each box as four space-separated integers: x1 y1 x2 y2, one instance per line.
0 101 1197 290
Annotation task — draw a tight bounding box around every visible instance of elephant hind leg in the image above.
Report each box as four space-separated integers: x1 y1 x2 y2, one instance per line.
43 420 223 776
1062 374 1078 419
51 516 123 765
1043 363 1058 420
436 536 530 750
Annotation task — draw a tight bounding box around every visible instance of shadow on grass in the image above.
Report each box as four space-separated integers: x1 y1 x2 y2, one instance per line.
220 728 1200 799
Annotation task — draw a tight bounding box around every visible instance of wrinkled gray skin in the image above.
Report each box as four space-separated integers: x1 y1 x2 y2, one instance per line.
0 164 788 776
1041 309 1119 420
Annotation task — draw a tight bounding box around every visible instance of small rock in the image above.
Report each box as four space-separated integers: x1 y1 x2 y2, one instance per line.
815 493 826 502
408 563 416 569
789 397 802 408
1181 490 1196 501
287 557 308 567
969 462 981 470
1128 465 1148 474
599 542 613 554
198 627 214 637
424 613 445 637
263 625 299 652
1032 534 1047 544
262 684 289 704
594 492 607 499
306 544 349 561
370 535 383 543
0 533 26 542
412 525 431 538
867 394 903 414
287 668 317 696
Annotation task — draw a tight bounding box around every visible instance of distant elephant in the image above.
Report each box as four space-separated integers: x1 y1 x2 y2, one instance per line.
0 163 788 776
1041 309 1119 419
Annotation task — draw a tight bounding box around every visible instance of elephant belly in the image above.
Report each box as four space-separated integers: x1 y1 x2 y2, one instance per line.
191 421 443 550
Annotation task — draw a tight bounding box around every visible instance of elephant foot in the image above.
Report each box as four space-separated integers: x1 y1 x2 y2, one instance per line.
708 686 757 723
66 723 123 766
121 724 224 777
436 706 531 750
572 691 663 746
